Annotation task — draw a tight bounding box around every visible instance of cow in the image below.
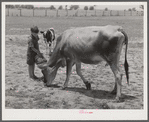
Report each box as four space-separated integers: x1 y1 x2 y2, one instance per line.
39 25 129 101
40 28 55 56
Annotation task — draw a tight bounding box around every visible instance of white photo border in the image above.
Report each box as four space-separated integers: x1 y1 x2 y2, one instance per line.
2 1 148 120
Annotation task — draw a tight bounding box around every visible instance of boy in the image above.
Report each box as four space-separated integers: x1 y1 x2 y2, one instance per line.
27 26 43 80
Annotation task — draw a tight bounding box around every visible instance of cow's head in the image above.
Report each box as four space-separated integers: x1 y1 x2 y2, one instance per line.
41 58 66 86
40 28 55 45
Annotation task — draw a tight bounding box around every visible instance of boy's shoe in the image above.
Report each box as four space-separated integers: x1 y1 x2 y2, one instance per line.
38 76 44 81
33 76 39 79
30 76 40 81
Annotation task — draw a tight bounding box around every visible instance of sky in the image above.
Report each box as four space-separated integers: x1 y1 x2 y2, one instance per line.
34 5 142 11
32 2 144 11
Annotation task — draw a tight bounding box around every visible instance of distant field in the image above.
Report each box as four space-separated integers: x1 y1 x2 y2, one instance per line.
5 16 144 109
6 16 143 41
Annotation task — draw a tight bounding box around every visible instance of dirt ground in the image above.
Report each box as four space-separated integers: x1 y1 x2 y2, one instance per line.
5 16 144 109
5 34 143 109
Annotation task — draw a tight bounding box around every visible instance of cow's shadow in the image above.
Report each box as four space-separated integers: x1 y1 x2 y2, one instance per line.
44 84 61 88
45 84 136 101
63 87 136 101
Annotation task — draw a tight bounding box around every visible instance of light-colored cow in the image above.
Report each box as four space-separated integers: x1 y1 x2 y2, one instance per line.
39 25 129 101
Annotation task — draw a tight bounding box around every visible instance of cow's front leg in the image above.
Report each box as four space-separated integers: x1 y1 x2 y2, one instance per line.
62 59 73 89
76 63 91 90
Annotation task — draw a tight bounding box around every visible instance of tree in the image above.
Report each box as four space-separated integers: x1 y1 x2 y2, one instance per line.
58 5 63 10
6 5 15 8
26 5 34 9
128 8 132 11
89 6 94 10
49 5 56 10
15 5 20 8
6 5 10 8
105 8 108 11
94 5 97 16
132 8 136 11
140 5 144 10
84 6 88 16
84 6 88 10
65 5 67 10
70 5 73 10
128 8 132 16
21 5 25 8
65 5 68 16
70 5 79 10
39 7 46 9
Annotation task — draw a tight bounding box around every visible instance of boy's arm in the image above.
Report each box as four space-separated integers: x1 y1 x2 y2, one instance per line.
28 39 42 57
31 47 42 57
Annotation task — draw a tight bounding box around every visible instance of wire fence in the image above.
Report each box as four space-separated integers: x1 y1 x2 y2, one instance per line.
6 8 144 17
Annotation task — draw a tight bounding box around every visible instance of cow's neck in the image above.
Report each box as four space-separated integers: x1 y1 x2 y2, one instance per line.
47 48 61 67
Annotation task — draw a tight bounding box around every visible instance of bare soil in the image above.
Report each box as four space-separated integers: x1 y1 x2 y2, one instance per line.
5 34 143 109
5 16 144 109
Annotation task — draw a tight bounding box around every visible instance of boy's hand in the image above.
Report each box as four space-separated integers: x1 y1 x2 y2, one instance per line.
38 53 43 57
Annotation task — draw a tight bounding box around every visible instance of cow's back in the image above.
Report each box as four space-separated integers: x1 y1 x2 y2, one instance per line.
56 25 124 64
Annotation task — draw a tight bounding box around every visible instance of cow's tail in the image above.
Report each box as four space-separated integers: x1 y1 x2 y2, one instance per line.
120 30 129 85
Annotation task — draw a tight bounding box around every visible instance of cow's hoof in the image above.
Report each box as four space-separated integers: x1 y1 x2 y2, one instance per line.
40 78 44 82
45 83 52 87
86 82 91 90
111 90 116 95
115 96 122 103
44 83 47 87
61 86 67 90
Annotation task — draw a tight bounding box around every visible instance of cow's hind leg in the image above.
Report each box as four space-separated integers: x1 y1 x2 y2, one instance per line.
62 59 74 89
111 82 117 94
111 73 123 95
76 63 91 90
109 63 122 101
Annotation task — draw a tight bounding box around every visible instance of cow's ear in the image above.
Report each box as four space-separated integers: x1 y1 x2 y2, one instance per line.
40 31 44 33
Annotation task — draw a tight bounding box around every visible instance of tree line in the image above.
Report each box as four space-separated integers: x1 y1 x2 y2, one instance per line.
6 5 98 10
6 4 144 11
6 5 34 9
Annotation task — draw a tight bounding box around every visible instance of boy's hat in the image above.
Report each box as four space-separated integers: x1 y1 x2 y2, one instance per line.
30 26 39 33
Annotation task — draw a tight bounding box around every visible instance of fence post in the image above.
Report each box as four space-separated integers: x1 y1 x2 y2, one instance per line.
117 11 119 16
137 11 138 16
85 10 87 16
33 8 34 17
75 10 78 17
124 10 125 16
66 9 68 16
110 10 112 16
56 9 58 17
94 9 96 16
130 11 132 16
45 9 47 16
102 10 104 16
18 8 22 16
141 11 144 16
8 8 9 16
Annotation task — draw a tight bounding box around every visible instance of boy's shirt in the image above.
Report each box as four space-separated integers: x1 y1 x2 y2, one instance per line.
27 34 40 57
